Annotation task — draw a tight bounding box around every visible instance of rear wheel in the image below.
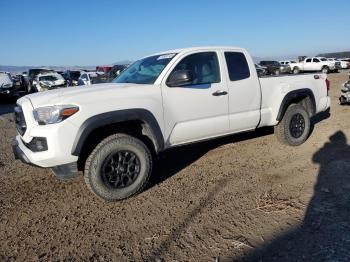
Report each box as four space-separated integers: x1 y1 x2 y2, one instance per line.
292 67 300 74
321 66 329 74
275 104 310 146
84 134 152 201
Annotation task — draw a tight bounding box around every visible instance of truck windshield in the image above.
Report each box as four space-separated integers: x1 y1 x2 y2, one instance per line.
39 74 64 81
113 53 177 84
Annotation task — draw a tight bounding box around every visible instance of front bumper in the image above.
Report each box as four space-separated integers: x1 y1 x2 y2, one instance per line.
12 137 79 180
12 139 36 166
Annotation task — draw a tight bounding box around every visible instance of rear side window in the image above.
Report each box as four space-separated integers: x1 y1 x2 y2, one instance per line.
225 52 250 81
306 59 312 63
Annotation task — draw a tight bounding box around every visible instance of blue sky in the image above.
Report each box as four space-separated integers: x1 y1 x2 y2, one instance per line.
0 0 349 66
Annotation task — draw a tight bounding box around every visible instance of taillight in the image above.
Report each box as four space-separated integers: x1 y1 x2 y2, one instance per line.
325 78 330 96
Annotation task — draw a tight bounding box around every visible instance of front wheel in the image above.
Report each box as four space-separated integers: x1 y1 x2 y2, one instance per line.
339 96 347 105
275 104 311 146
274 69 280 75
84 134 152 201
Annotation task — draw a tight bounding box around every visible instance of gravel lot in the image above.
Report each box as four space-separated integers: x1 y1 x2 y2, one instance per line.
1 71 350 261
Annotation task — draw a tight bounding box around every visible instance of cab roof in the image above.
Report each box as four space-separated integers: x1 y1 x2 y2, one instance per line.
150 46 245 57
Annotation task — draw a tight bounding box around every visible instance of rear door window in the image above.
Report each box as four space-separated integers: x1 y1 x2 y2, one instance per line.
224 52 250 81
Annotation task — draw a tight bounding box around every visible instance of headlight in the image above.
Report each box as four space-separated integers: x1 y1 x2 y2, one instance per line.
33 105 79 125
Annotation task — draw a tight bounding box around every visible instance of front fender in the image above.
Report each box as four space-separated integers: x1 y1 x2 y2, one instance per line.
71 109 164 156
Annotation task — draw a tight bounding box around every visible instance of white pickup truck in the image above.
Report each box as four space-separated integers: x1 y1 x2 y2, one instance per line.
291 57 340 74
12 46 331 201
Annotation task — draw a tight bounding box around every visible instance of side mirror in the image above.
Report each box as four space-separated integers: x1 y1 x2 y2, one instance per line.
167 70 193 87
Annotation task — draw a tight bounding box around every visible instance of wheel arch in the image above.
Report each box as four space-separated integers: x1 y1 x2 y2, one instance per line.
71 109 164 157
276 89 316 122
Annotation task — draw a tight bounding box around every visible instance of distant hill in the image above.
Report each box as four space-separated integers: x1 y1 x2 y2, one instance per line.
316 51 350 58
0 65 95 74
0 61 132 74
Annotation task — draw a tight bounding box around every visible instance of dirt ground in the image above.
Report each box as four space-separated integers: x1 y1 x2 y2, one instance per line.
1 70 350 261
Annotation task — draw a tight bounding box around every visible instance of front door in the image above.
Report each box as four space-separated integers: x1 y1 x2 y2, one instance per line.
161 51 229 146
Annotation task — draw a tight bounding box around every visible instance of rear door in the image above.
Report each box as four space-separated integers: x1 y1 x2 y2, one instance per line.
161 51 229 145
222 50 261 132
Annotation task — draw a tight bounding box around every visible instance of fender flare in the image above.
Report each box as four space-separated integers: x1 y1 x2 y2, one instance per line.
71 109 164 156
276 88 316 122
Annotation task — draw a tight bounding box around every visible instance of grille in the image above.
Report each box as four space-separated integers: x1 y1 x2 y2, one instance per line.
14 106 27 136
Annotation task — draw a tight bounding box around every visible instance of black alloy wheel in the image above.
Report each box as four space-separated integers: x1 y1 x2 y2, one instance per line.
101 150 141 189
289 113 305 138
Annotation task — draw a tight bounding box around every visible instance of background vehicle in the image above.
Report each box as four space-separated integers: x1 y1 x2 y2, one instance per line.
0 72 14 97
32 72 66 92
291 57 340 74
259 60 291 75
339 73 350 105
64 70 83 86
337 59 350 69
326 58 349 69
26 68 55 93
280 60 297 65
77 71 102 86
13 46 331 201
93 65 129 83
96 66 112 74
255 63 268 76
105 64 128 82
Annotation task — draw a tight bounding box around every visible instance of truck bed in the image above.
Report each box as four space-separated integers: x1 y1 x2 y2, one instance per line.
257 73 328 127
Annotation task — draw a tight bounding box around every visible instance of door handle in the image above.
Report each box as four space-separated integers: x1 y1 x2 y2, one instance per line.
212 90 228 96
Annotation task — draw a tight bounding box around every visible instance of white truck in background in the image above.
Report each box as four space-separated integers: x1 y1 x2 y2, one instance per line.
327 58 350 69
12 46 331 201
291 57 341 74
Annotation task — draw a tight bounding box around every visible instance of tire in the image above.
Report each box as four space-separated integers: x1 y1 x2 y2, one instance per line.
321 66 329 74
274 69 280 76
293 67 300 74
339 96 347 105
275 104 310 146
84 134 152 201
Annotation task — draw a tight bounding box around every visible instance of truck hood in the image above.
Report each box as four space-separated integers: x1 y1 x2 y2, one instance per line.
25 83 150 108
